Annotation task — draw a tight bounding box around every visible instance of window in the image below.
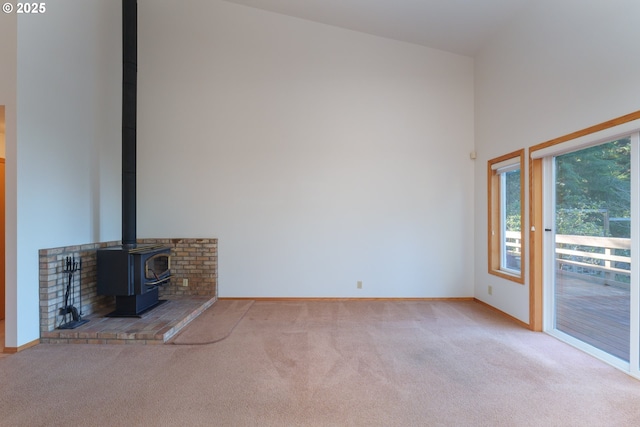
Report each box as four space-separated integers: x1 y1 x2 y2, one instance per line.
488 149 525 283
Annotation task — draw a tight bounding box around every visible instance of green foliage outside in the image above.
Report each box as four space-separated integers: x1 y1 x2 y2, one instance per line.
555 138 630 238
502 138 631 236
504 170 521 233
554 138 631 283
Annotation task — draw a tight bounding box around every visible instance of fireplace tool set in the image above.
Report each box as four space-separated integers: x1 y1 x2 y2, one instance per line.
58 256 89 329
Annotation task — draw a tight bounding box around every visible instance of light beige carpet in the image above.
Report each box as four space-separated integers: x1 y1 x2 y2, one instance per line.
170 299 254 345
2 300 640 426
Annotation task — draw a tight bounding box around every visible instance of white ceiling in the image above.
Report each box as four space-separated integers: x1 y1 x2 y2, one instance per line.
223 0 531 56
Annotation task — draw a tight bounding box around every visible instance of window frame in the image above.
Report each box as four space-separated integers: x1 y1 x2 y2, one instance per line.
488 149 525 284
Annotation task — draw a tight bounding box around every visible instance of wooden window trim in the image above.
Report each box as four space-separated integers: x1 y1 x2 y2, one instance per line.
488 149 525 284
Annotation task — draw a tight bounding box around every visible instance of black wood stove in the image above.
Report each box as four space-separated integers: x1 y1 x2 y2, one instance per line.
97 244 171 316
97 0 171 316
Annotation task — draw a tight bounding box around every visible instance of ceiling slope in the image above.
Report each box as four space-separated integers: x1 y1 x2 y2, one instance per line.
223 0 531 56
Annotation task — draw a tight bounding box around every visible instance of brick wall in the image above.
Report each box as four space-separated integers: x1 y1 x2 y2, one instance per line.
39 242 118 333
39 238 218 335
137 238 218 297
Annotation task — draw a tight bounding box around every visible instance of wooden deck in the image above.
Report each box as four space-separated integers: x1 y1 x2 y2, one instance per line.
555 272 630 361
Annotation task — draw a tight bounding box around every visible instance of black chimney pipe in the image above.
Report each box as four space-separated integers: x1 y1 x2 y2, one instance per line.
122 0 137 246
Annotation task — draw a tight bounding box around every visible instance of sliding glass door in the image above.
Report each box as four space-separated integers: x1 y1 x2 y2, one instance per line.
531 114 640 377
550 138 632 362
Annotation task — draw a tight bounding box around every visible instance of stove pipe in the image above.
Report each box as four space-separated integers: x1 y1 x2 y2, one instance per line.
122 0 137 246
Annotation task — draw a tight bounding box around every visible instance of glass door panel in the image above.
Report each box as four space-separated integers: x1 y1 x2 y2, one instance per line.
553 138 631 362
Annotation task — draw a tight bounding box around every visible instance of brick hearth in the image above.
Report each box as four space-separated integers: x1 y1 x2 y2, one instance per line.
40 295 215 344
39 238 218 345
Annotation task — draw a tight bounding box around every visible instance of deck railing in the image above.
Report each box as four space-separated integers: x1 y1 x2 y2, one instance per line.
504 230 522 270
504 231 631 289
555 234 630 288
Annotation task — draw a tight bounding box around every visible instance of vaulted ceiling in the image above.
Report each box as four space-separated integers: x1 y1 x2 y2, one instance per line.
223 0 531 56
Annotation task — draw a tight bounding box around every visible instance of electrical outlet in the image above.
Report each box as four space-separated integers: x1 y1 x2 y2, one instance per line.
357 280 363 289
488 285 493 295
183 278 189 287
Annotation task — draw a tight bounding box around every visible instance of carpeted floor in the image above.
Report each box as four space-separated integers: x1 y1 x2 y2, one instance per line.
1 300 640 426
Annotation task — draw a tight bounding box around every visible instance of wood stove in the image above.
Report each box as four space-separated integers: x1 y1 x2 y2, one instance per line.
97 244 171 316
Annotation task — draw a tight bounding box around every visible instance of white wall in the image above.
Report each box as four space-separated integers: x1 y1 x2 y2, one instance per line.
137 0 475 298
0 10 17 345
474 0 640 322
12 0 121 346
